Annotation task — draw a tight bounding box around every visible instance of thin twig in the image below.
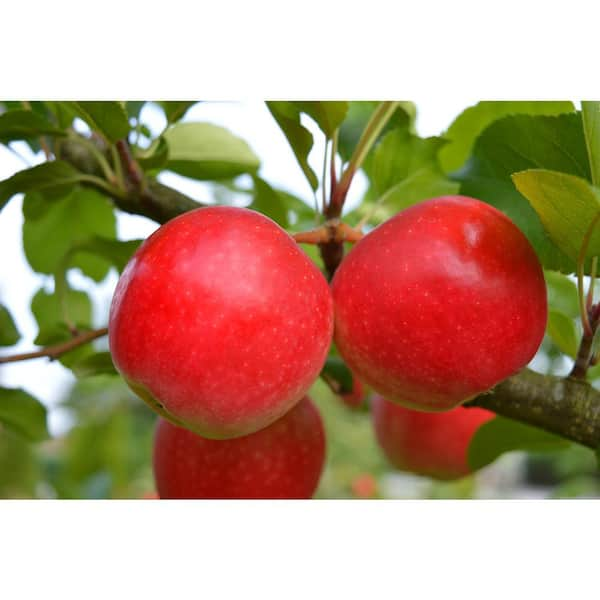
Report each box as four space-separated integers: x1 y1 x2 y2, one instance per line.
39 137 52 160
0 327 108 364
116 139 143 187
321 137 329 215
329 101 399 218
587 256 598 313
329 130 338 206
577 212 600 337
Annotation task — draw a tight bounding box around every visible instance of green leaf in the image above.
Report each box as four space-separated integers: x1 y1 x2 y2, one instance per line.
0 387 49 442
0 304 19 346
250 176 290 227
0 109 66 143
468 416 569 471
581 101 600 186
23 188 117 281
31 287 92 346
69 101 130 143
71 352 117 378
266 101 318 191
547 310 579 358
350 166 459 225
125 101 146 120
0 102 58 153
371 129 448 196
44 101 76 129
347 127 458 225
159 101 197 124
277 189 315 230
163 122 260 180
292 101 349 138
455 113 590 273
545 270 579 318
67 237 142 273
338 101 416 161
440 101 575 172
135 136 169 171
0 426 39 497
321 356 353 394
0 161 86 211
512 169 600 263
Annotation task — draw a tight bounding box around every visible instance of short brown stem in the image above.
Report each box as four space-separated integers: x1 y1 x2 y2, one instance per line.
292 221 363 245
293 221 363 279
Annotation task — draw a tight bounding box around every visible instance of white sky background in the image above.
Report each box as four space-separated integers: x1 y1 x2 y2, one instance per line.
0 99 480 435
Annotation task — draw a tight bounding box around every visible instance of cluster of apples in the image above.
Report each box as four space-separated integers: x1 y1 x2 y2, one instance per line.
108 196 547 498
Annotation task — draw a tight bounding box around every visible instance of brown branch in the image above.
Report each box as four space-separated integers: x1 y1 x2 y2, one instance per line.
56 136 207 224
0 327 108 364
467 368 600 449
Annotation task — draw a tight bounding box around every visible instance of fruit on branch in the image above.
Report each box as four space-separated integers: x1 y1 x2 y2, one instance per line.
372 395 494 480
153 396 326 499
109 206 333 439
331 196 547 411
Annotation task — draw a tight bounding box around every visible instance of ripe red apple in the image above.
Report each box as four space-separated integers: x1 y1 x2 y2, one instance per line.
331 196 547 411
153 396 326 499
372 395 494 480
109 206 333 439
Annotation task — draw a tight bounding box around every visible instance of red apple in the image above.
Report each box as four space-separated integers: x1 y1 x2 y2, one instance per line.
109 206 333 439
372 395 494 480
331 196 547 411
153 396 326 499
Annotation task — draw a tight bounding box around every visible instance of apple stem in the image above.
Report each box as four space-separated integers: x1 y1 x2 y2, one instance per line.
317 103 399 278
292 221 364 245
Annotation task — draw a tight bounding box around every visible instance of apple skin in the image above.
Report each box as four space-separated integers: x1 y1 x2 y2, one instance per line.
331 196 547 411
109 206 333 439
153 396 326 499
372 395 494 480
